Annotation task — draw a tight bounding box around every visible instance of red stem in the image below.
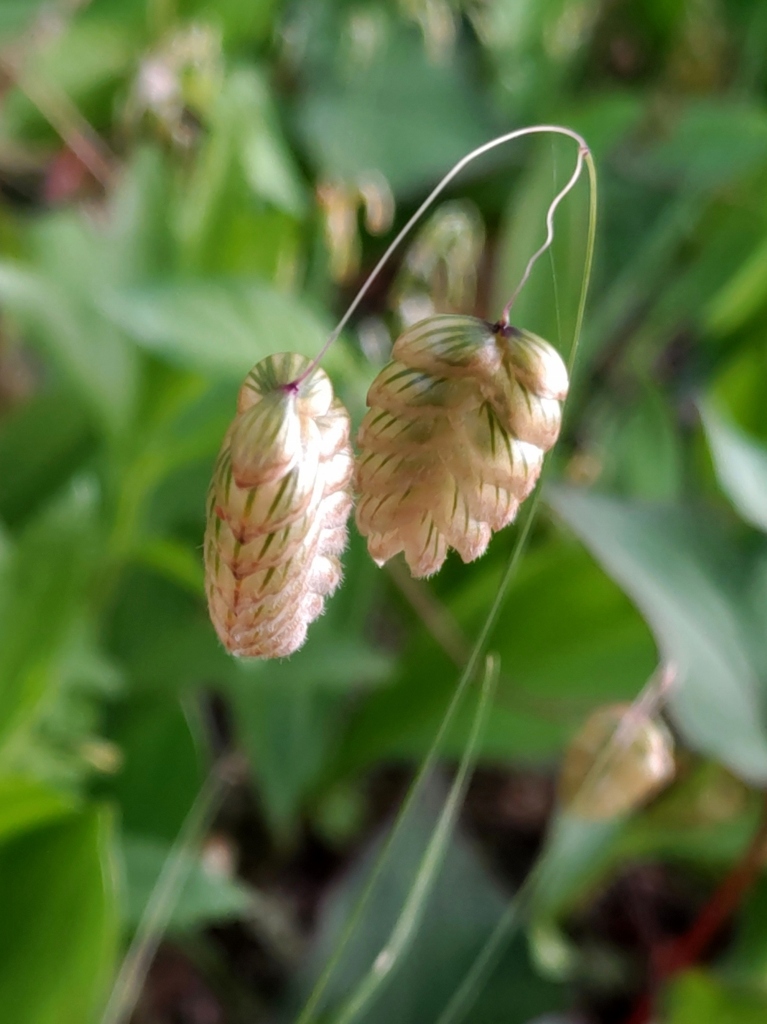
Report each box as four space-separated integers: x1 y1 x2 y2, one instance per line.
623 792 767 1024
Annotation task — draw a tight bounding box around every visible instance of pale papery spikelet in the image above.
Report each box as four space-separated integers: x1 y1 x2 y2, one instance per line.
205 353 353 658
558 704 675 820
355 314 569 577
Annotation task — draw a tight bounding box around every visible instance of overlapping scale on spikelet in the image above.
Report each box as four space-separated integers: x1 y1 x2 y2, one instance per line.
355 315 568 577
205 353 353 658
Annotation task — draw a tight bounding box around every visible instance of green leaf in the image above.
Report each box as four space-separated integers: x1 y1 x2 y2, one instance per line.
121 834 250 933
0 808 118 1024
703 407 767 533
549 486 767 784
104 278 331 378
107 566 234 694
722 876 767 982
325 656 499 1024
532 812 624 919
287 786 563 1024
337 536 656 774
597 386 683 501
294 20 496 196
665 970 767 1024
195 0 280 44
0 17 136 142
0 388 95 528
178 66 304 275
0 486 97 751
104 695 204 843
232 67 307 215
0 776 74 845
0 0 47 39
705 235 767 337
0 261 138 436
107 146 178 286
0 614 122 787
230 608 392 831
636 102 767 190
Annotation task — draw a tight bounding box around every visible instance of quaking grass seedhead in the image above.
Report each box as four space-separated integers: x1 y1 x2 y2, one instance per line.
355 314 568 577
559 703 676 820
204 353 353 659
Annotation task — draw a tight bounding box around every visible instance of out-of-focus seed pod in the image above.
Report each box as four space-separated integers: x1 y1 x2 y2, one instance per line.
205 353 353 659
392 200 485 326
559 704 675 820
355 314 568 577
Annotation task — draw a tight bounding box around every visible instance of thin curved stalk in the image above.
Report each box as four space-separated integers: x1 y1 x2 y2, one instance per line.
292 125 591 386
329 654 500 1024
100 754 239 1024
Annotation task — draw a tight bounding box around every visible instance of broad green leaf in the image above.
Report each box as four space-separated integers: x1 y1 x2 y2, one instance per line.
336 536 656 774
0 808 118 1024
294 19 496 196
0 776 74 845
0 388 95 528
0 262 138 436
121 834 250 932
0 0 47 39
0 486 96 750
549 486 767 784
286 787 564 1024
665 970 767 1024
178 66 304 275
582 191 703 370
703 407 767 533
709 343 767 441
104 279 331 377
104 695 204 843
636 102 767 190
597 386 683 501
531 813 624 918
107 566 234 694
0 614 122 787
231 67 307 215
107 146 178 286
196 0 280 44
722 876 767 982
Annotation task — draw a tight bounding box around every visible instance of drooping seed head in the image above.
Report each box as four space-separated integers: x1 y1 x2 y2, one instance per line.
205 353 353 658
559 704 675 820
355 314 568 577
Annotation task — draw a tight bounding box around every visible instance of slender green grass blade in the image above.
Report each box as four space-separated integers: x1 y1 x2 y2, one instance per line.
328 654 500 1024
100 754 238 1024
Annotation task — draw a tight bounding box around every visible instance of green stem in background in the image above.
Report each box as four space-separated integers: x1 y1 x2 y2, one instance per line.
295 491 539 1024
435 666 675 1024
100 752 240 1024
330 654 500 1024
295 127 598 1024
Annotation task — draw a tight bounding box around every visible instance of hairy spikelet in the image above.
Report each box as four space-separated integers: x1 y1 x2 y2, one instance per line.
205 353 353 658
559 704 675 820
355 314 568 577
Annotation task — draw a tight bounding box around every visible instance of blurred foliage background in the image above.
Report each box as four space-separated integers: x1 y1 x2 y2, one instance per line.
4 0 767 1022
